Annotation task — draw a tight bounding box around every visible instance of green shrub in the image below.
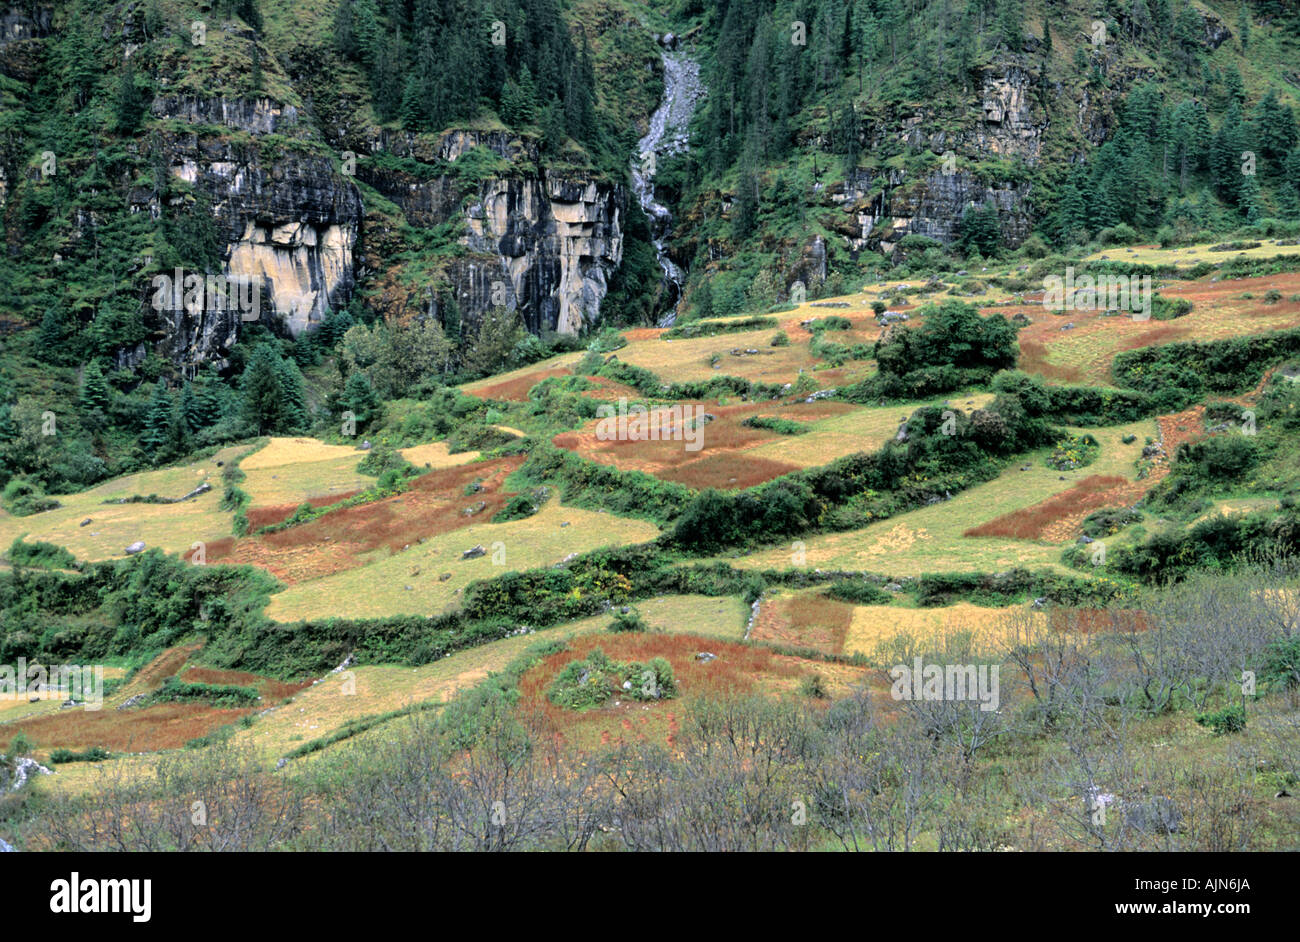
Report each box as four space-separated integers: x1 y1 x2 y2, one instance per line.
1195 705 1246 735
826 580 892 604
1 477 59 516
742 415 809 435
49 745 111 764
607 608 649 632
547 648 677 710
1045 433 1100 470
1081 509 1143 537
491 490 547 523
805 316 851 332
799 672 829 699
664 316 777 339
150 676 260 707
6 537 77 569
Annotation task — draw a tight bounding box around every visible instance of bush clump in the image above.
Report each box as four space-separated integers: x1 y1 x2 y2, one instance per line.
547 647 677 710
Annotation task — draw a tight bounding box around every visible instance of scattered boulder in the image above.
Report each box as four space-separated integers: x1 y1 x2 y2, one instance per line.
1124 796 1182 834
7 757 52 791
124 541 146 555
461 545 486 560
695 652 718 663
80 518 92 527
439 572 452 582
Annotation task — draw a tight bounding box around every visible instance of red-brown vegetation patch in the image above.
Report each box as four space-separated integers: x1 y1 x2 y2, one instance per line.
202 456 524 583
965 407 1208 543
584 376 645 400
624 327 665 341
658 453 802 490
749 592 853 655
0 704 255 754
179 667 312 700
1048 608 1152 634
552 399 853 490
122 644 205 696
964 475 1130 541
473 367 571 402
244 491 362 531
516 634 867 751
1016 336 1084 382
1013 272 1300 384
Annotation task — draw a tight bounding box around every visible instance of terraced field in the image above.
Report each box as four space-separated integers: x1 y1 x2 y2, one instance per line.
263 502 661 621
724 419 1154 575
1016 272 1300 384
0 445 247 562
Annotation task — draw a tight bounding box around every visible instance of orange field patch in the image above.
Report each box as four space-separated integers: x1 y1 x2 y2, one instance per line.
552 398 855 490
0 703 257 754
245 490 362 531
199 456 524 583
749 591 854 655
1013 272 1300 384
472 367 572 402
658 453 802 490
964 407 1208 543
583 376 645 400
964 475 1130 541
1047 608 1152 634
515 633 869 751
178 668 311 701
122 644 205 697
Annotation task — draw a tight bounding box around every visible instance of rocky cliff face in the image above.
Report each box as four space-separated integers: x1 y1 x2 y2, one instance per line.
137 102 361 370
353 129 624 338
827 166 1033 255
842 65 1043 252
130 95 624 368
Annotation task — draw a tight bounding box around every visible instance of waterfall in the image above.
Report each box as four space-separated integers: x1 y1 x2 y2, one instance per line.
629 37 703 328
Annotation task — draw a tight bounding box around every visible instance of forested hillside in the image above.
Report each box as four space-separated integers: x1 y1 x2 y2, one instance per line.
1 0 1298 500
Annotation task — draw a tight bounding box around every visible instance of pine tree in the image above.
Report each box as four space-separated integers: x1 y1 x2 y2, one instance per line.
347 0 380 67
179 382 201 433
140 382 174 462
997 0 1024 51
37 308 67 361
343 371 380 429
1239 171 1262 223
250 42 264 93
272 356 309 433
240 346 305 435
114 62 149 134
1253 91 1298 170
193 369 226 429
79 361 111 416
732 166 759 242
1280 151 1300 219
